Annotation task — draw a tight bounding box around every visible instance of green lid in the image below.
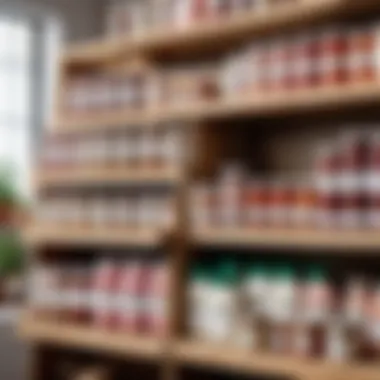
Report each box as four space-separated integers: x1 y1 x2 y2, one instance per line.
306 265 327 282
214 259 240 286
267 263 295 281
247 262 267 277
277 264 295 279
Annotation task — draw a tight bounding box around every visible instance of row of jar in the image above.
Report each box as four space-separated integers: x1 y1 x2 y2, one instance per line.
41 126 186 170
192 179 380 230
189 258 380 359
65 22 380 115
64 65 217 115
37 192 176 229
106 0 297 38
31 259 169 336
222 23 380 95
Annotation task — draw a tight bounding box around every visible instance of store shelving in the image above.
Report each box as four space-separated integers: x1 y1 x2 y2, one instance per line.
63 0 380 67
18 321 380 380
193 228 380 251
173 341 380 380
19 313 164 360
56 84 380 132
23 225 166 248
35 167 182 189
23 0 380 379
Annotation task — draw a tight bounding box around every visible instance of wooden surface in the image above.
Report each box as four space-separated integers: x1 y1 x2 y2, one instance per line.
36 167 181 188
173 340 380 380
55 84 380 132
23 225 165 248
19 315 164 360
193 227 380 251
62 0 380 66
18 319 380 380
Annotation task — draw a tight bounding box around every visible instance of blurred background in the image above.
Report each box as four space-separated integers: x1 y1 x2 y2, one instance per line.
4 0 380 380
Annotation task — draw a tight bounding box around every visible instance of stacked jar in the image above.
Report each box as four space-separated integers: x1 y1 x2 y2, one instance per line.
64 63 156 116
188 258 380 361
31 258 169 337
191 165 317 230
192 130 380 231
42 126 186 173
38 191 175 230
221 23 380 97
315 129 380 230
105 0 297 38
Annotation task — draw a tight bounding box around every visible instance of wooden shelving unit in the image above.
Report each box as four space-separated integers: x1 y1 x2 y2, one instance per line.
173 341 380 380
18 316 380 380
55 84 380 132
63 0 380 66
24 225 166 247
193 228 380 251
19 314 164 360
22 0 380 379
36 167 181 188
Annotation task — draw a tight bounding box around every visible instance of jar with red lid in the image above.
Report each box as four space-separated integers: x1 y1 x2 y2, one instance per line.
292 35 311 90
339 131 369 229
314 144 342 228
267 40 287 93
244 45 259 94
292 180 317 228
92 260 117 329
257 44 271 92
218 165 245 228
308 33 322 87
348 25 379 84
117 260 144 333
243 180 268 228
273 39 292 91
318 27 349 88
367 131 380 229
267 180 296 228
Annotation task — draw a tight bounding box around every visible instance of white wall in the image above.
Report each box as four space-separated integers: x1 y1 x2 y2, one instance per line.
0 0 106 41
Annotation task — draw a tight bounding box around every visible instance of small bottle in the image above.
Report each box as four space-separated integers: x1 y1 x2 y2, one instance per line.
205 259 239 344
301 266 332 358
269 265 297 355
188 263 210 340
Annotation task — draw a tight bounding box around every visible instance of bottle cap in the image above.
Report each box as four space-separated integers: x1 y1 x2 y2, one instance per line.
215 259 239 286
306 265 327 282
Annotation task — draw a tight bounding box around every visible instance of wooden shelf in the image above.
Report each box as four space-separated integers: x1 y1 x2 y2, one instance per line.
173 341 380 380
19 314 164 360
63 0 380 67
193 227 380 251
23 225 165 248
36 167 181 188
18 317 380 380
56 84 380 132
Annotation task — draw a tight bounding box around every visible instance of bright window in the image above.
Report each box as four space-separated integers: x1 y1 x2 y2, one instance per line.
0 17 31 198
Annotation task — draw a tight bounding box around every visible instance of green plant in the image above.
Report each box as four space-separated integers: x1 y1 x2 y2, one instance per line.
0 232 24 276
0 163 17 206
